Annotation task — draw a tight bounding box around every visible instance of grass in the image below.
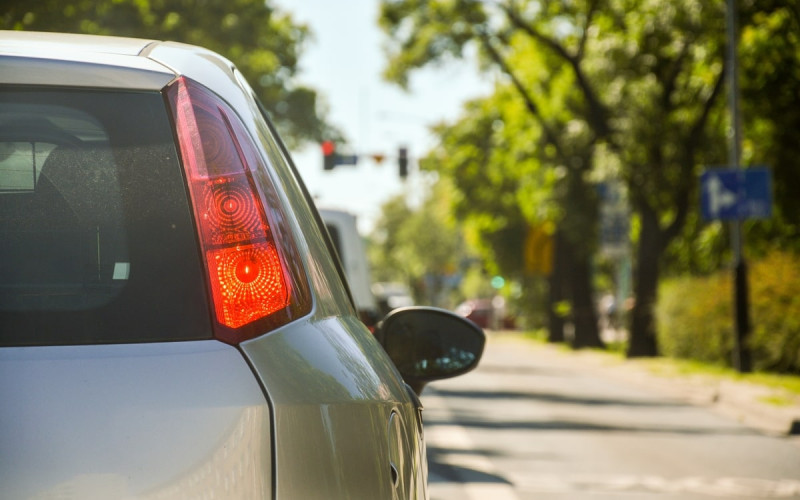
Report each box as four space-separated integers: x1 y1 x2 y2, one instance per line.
522 328 549 343
760 394 796 407
627 354 800 400
517 329 800 401
746 371 800 396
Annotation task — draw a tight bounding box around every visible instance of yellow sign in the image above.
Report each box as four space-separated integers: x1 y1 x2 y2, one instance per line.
524 224 553 276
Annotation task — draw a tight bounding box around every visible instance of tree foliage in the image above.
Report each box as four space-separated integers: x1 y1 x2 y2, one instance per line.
381 0 607 348
637 1 800 275
586 0 728 356
369 181 467 307
2 0 336 146
738 1 800 248
424 92 531 277
379 0 799 357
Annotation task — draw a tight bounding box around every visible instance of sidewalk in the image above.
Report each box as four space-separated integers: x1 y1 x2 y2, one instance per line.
489 331 800 440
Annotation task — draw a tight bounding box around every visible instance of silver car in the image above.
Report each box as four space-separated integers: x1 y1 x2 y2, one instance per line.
0 31 484 499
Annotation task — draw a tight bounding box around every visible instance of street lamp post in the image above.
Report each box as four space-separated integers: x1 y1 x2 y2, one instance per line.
726 0 752 373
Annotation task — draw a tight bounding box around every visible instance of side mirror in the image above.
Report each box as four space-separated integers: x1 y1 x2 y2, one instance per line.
374 306 485 395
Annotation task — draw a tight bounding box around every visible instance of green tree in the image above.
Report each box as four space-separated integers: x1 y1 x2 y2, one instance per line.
369 181 467 307
424 83 574 342
369 195 416 286
380 0 605 349
584 0 800 356
380 0 745 357
738 1 800 249
586 0 728 356
2 0 335 146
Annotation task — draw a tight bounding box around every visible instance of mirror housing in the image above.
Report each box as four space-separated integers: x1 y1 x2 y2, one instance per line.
374 306 485 395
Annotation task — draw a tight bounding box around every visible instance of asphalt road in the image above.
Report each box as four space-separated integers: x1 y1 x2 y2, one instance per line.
423 333 800 499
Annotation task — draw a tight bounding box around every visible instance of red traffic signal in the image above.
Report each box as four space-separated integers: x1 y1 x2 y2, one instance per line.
321 141 358 170
322 141 336 170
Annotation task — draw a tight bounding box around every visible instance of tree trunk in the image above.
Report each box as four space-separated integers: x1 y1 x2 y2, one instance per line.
569 241 603 349
557 223 603 349
547 229 566 343
562 168 603 350
627 206 660 357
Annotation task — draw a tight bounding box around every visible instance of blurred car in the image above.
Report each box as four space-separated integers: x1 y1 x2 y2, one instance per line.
373 281 415 317
0 31 485 499
456 298 517 330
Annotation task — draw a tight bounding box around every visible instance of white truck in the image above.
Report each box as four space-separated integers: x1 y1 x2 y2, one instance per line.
318 208 380 328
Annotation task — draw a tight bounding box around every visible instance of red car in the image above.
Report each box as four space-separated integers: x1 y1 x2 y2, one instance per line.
456 298 516 330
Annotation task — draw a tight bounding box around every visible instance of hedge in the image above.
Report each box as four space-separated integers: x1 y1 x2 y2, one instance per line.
656 250 800 373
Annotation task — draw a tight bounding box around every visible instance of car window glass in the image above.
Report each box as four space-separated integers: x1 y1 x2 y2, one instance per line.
0 88 212 346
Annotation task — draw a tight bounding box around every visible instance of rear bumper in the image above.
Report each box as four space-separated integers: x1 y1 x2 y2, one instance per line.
0 340 272 499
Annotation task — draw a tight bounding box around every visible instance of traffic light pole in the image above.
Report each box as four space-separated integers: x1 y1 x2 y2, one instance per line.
727 0 752 373
398 147 408 179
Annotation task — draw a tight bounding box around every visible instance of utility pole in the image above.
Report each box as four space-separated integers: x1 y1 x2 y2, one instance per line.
726 0 752 373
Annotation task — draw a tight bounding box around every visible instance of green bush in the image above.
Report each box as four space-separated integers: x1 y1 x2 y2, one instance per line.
657 250 800 373
656 273 733 366
749 250 800 373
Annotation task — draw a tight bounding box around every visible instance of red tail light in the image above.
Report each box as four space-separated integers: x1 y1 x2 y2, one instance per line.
166 77 310 344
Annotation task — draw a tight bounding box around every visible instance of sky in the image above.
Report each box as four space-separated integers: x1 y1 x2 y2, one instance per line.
276 0 492 233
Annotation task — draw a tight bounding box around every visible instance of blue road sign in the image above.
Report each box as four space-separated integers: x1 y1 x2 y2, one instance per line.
700 167 772 220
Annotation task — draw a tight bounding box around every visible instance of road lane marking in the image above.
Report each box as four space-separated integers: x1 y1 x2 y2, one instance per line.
515 474 800 497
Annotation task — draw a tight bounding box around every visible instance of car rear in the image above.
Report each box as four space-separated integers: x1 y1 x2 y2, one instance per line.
0 35 278 498
0 32 424 499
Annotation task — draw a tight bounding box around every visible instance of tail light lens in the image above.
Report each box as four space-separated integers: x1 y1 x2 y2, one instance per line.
166 77 310 344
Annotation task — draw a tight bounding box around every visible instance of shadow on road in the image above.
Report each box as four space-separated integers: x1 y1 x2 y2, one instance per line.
424 386 760 437
429 387 686 408
428 458 512 485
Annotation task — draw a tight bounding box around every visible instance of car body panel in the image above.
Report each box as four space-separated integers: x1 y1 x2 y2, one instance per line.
0 32 172 90
0 30 155 56
0 341 272 499
226 71 428 494
242 315 425 498
0 53 174 90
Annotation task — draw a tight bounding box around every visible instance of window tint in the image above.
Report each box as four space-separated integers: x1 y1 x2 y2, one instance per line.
0 89 212 346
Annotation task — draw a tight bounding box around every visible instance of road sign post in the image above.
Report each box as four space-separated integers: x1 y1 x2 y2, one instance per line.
701 166 772 373
702 151 771 374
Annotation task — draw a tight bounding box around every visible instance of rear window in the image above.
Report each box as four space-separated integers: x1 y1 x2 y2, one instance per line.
0 88 212 346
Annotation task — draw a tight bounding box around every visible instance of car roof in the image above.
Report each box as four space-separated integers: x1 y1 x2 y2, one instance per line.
0 30 156 56
0 31 241 98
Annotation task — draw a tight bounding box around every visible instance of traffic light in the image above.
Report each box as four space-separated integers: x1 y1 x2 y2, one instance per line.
322 140 336 171
398 147 408 179
322 141 358 170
